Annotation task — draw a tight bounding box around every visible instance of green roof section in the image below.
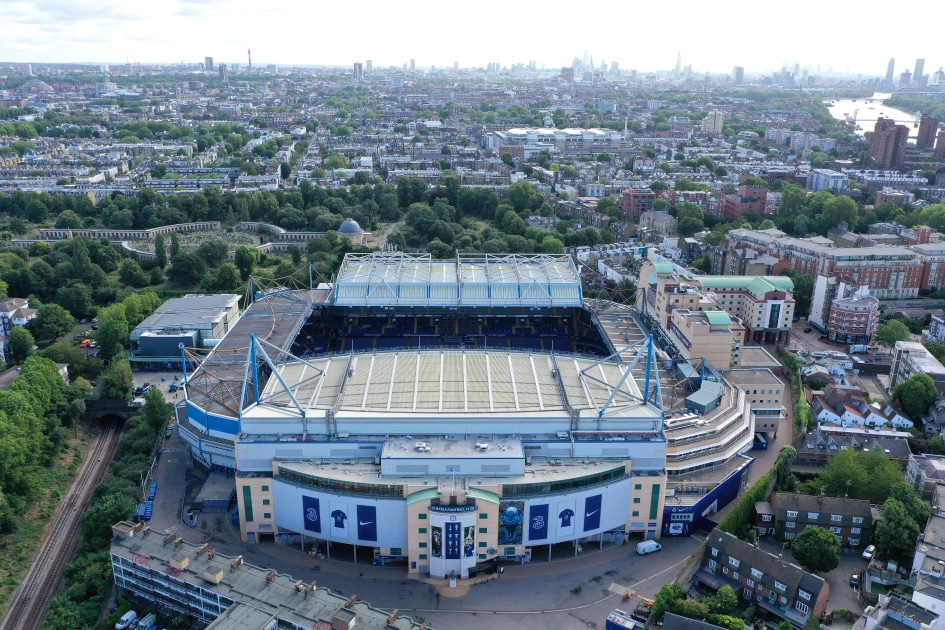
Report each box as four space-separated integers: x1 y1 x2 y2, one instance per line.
699 275 794 298
406 488 441 505
705 311 732 326
652 262 675 275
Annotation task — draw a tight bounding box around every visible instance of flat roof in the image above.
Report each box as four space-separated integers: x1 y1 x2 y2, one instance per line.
111 527 425 629
722 369 781 386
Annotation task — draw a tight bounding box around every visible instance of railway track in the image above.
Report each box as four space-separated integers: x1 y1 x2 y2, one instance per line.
0 421 122 630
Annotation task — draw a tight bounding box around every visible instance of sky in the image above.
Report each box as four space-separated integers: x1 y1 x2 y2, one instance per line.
2 0 941 77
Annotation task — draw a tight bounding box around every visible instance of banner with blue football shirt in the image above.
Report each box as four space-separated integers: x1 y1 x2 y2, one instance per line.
528 503 549 541
356 505 377 542
583 494 602 532
302 496 321 533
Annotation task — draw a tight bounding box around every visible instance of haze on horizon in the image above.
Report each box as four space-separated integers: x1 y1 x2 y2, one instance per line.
2 0 940 77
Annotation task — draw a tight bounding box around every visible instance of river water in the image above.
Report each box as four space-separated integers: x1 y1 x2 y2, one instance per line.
827 92 920 139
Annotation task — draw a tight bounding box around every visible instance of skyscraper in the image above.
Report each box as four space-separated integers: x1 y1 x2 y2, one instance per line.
868 118 909 169
885 58 895 89
409 59 415 71
247 49 252 70
204 57 213 71
732 66 744 85
353 62 363 82
914 59 925 86
366 60 372 75
218 64 228 83
675 51 681 77
917 115 940 149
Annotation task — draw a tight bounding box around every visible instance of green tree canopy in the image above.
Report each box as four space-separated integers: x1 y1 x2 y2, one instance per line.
892 373 938 418
874 320 910 348
9 326 35 363
32 303 75 341
167 253 207 286
875 498 921 558
234 245 260 281
791 526 841 573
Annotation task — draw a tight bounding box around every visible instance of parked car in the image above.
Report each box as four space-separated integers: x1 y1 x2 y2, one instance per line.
115 610 138 629
862 545 876 560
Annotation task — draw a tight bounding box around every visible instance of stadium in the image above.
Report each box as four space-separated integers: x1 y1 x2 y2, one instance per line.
176 252 749 578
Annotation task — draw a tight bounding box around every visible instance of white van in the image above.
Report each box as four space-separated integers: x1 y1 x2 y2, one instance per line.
135 613 156 630
636 540 661 555
115 611 138 629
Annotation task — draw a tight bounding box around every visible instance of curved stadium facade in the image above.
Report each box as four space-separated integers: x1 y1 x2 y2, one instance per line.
176 253 755 578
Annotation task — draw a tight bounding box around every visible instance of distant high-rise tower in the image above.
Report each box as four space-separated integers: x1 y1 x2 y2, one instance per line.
409 59 415 71
247 49 252 70
914 58 925 86
885 58 895 88
675 51 681 77
900 70 912 88
917 114 940 149
353 62 363 82
732 66 744 85
366 60 372 75
868 118 909 169
204 57 213 71
936 130 945 160
218 64 228 83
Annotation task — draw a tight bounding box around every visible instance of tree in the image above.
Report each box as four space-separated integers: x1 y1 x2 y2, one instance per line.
791 526 841 573
166 253 207 286
154 233 167 270
234 245 260 281
118 259 148 288
101 359 133 400
9 326 35 363
196 239 229 268
874 320 910 348
693 255 711 273
888 482 932 525
651 583 685 620
819 448 868 498
32 303 75 341
875 498 921 557
892 373 938 418
710 585 738 615
170 232 182 258
280 162 291 180
95 306 129 363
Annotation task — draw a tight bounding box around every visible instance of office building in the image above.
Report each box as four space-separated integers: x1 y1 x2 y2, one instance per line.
732 66 744 85
885 58 895 89
914 58 926 86
352 62 363 82
204 56 213 71
868 118 908 169
917 114 940 150
110 522 427 629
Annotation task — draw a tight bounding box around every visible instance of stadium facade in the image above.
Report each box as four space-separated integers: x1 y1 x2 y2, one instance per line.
177 253 755 578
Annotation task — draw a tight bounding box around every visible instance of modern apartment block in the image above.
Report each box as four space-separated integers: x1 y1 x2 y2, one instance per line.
868 118 909 169
617 188 657 224
720 186 768 220
917 114 940 150
109 521 427 630
890 341 945 394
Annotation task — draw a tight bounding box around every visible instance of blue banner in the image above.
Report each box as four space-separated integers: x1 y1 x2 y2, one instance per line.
445 522 462 559
583 494 602 532
356 505 377 542
529 504 549 541
302 496 321 534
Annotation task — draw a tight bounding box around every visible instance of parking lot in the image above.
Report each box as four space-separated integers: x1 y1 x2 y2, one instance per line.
131 369 187 402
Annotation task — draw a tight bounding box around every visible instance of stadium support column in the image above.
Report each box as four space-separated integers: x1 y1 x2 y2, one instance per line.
179 343 189 399
250 334 260 404
644 335 653 404
309 263 313 290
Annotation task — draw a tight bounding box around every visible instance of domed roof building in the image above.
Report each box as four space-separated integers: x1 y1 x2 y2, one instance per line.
338 218 363 236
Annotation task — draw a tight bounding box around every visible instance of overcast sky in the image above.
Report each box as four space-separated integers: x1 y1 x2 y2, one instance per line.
3 0 941 77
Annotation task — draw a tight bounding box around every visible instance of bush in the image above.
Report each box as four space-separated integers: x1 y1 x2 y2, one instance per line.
718 472 772 536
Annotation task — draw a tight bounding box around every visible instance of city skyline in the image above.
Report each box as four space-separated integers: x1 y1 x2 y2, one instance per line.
2 0 941 77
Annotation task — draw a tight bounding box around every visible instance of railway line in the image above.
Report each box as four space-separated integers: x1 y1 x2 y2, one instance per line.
0 421 122 630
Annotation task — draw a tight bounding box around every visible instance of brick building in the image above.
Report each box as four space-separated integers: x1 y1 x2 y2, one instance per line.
758 493 873 548
617 188 656 223
868 118 909 169
917 114 940 150
720 186 768 220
